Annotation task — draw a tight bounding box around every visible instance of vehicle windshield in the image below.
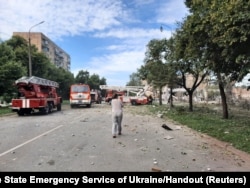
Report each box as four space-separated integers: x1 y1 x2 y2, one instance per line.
71 85 89 92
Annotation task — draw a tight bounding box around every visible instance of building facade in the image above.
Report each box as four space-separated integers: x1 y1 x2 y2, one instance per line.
13 32 70 71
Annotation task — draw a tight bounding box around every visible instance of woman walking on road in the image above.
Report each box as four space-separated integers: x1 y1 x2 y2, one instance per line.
111 93 124 138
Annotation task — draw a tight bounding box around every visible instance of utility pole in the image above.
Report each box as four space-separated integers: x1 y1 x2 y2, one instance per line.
28 21 45 77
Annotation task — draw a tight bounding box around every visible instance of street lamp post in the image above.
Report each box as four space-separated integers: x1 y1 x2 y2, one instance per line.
28 21 45 77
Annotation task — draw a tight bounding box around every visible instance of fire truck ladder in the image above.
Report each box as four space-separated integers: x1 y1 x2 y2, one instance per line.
15 76 59 88
99 85 144 91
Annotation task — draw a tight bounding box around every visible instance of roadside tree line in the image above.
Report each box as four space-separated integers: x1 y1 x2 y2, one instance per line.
133 0 250 119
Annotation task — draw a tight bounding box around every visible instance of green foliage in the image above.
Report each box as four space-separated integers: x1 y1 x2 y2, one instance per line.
0 60 26 97
142 39 166 86
32 52 52 77
75 70 90 84
0 43 15 64
0 107 12 116
6 35 28 50
6 36 29 72
0 36 75 101
164 0 250 118
47 67 75 100
88 74 102 90
185 0 250 82
74 70 107 91
138 39 180 105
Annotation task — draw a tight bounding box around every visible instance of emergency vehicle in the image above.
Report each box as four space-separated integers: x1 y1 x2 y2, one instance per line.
11 76 62 115
69 84 91 108
99 85 153 105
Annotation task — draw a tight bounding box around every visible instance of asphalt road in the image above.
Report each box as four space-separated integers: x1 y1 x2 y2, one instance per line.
0 103 250 172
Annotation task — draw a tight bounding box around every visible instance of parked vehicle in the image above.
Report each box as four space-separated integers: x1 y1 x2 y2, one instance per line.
11 76 62 116
70 84 91 108
90 89 102 104
99 85 153 105
104 89 125 104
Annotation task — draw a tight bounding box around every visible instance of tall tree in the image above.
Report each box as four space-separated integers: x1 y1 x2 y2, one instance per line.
184 0 250 118
6 36 29 75
74 70 106 91
0 41 26 99
32 52 51 77
49 67 74 99
99 77 107 86
88 73 101 90
75 70 90 84
139 39 170 105
162 37 181 108
171 19 209 111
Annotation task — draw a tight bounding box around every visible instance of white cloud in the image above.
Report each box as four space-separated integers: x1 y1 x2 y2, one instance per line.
156 0 189 25
94 28 170 39
72 50 144 86
0 0 125 40
0 0 188 86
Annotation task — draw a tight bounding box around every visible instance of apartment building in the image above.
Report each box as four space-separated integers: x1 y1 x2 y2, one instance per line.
13 32 70 71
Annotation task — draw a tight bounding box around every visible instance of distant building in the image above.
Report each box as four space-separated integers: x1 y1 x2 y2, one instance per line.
13 32 70 71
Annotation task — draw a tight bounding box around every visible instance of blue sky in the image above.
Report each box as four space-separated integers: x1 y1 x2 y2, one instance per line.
0 0 189 86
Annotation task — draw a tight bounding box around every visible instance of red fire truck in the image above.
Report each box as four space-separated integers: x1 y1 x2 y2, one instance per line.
11 76 62 116
99 85 153 105
69 84 91 108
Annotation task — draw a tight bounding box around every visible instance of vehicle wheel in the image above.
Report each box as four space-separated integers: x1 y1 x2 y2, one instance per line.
131 100 137 105
42 105 49 115
24 108 32 115
48 103 53 113
57 103 61 111
17 109 25 116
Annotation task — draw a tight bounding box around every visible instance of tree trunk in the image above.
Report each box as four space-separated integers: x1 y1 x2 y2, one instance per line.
188 91 193 112
169 87 174 108
159 86 163 105
217 74 229 119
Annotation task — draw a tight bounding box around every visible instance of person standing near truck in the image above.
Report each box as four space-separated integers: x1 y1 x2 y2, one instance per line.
111 93 124 138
